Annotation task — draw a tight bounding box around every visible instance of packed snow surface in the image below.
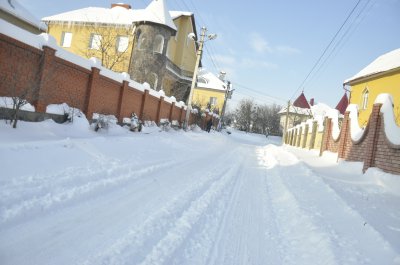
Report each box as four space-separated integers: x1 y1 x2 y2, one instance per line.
0 119 399 265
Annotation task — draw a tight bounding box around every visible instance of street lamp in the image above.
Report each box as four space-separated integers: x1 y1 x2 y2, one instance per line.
184 27 217 130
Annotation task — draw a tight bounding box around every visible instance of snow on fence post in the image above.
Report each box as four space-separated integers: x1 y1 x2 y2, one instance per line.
337 111 351 160
84 66 100 120
362 103 382 173
34 46 56 112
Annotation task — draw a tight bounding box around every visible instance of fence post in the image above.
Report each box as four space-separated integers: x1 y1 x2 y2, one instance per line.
156 96 164 125
34 46 56 112
117 80 129 122
362 104 382 173
169 102 175 122
302 125 309 148
297 127 302 147
140 89 149 121
338 111 350 160
319 117 329 156
309 121 318 149
84 67 100 120
180 106 185 126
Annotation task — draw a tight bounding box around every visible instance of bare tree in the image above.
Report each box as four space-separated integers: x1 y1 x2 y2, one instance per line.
235 98 255 132
0 48 45 128
83 24 133 72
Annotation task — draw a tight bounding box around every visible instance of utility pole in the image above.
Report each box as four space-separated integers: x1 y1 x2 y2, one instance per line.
283 100 291 144
184 27 207 130
218 81 232 131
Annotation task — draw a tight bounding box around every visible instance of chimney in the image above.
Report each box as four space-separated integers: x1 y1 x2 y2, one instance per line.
310 98 314 106
111 3 132 9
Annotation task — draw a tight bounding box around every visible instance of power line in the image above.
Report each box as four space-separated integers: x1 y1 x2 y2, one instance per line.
306 0 373 89
290 0 363 100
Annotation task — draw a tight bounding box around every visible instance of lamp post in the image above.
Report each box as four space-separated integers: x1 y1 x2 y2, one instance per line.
184 27 216 130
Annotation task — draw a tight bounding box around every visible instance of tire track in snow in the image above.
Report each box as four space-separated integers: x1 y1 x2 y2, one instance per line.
0 159 182 226
80 148 240 265
262 146 338 265
137 158 242 265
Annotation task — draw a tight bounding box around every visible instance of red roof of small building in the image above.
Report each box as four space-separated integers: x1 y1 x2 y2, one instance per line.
293 92 311 109
335 93 349 115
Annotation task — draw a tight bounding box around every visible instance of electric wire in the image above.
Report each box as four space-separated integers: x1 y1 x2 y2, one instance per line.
290 0 363 100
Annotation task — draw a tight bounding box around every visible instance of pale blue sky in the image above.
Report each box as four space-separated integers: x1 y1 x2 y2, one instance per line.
19 0 400 108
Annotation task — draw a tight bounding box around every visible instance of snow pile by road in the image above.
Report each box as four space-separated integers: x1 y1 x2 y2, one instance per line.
0 117 399 265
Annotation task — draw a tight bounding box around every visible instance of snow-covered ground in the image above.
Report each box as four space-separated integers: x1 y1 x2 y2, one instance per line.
0 117 399 265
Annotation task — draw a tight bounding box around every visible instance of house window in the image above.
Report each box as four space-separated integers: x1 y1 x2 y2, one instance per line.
361 88 369 110
149 73 158 90
210 97 217 106
153 34 164 53
89 34 102 50
61 32 72 47
138 35 146 50
116 36 129 52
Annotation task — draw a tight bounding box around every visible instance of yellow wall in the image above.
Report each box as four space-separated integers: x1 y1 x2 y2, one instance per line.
47 23 134 72
192 87 225 113
167 16 197 73
349 70 400 126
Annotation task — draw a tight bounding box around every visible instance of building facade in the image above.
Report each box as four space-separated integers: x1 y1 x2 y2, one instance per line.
344 48 400 127
192 70 228 115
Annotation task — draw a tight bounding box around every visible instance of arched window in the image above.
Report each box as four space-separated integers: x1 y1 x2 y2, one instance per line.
138 34 146 50
149 73 158 90
153 34 164 53
361 88 369 110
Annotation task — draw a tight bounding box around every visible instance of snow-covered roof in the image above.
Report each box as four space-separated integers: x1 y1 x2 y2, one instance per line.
42 0 178 31
344 48 400 84
169 11 193 20
278 102 334 117
0 0 47 31
278 105 311 116
197 70 227 91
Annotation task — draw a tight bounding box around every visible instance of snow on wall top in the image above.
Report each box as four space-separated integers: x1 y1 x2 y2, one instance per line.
0 19 187 109
344 48 400 84
0 0 47 31
197 70 227 91
42 0 179 31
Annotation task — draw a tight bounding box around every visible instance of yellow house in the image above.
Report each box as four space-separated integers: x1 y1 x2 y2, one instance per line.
344 48 400 126
192 70 228 115
0 0 47 34
42 1 198 102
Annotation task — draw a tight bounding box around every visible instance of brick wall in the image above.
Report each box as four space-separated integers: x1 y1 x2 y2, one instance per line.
0 33 198 127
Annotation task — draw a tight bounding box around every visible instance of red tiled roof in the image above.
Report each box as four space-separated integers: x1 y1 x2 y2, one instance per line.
293 92 311 109
335 93 349 115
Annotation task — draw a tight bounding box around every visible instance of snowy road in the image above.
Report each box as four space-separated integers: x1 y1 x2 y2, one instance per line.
0 123 399 265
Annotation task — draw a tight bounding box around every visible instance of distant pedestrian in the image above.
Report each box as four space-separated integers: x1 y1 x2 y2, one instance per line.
206 119 213 133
